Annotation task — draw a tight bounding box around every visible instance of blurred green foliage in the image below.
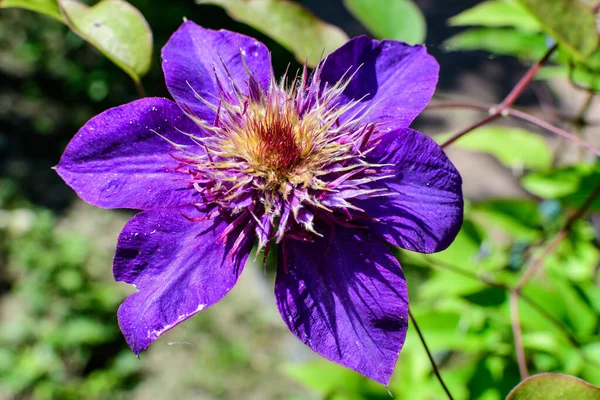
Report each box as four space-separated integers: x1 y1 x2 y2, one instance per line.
445 0 600 92
0 0 154 84
0 181 139 399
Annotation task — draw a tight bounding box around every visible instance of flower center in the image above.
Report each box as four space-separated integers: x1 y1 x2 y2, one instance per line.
170 63 390 252
219 92 318 192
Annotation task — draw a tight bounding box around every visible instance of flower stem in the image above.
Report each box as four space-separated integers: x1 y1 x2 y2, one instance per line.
426 102 600 156
409 309 455 400
134 80 147 98
439 44 558 148
515 181 600 291
426 258 600 370
500 44 558 109
509 181 600 379
510 292 528 379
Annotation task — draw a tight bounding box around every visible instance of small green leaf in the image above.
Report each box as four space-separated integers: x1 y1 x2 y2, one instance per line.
199 0 349 67
449 0 541 32
546 220 600 282
444 28 547 61
343 0 426 44
522 164 600 211
506 373 600 399
568 46 600 92
0 0 62 21
58 0 152 82
522 167 584 198
463 286 507 307
473 199 542 241
535 65 569 81
516 0 599 61
436 126 552 170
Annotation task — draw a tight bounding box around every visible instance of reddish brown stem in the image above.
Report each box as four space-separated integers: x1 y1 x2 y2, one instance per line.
500 44 558 109
426 258 600 370
440 112 501 148
507 108 600 157
134 80 146 98
427 102 600 156
516 181 600 290
510 291 529 379
439 44 558 148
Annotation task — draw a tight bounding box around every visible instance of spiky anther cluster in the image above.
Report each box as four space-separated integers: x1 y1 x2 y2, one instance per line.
167 62 392 255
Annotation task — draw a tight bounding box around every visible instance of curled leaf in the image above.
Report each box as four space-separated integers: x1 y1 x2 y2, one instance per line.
449 0 541 32
343 0 426 44
516 0 599 61
506 373 600 400
198 0 348 67
58 0 153 82
0 0 62 21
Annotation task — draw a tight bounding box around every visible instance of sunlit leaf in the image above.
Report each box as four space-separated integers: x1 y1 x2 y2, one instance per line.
535 65 569 81
473 199 542 241
463 286 507 307
343 0 426 44
436 126 552 170
198 0 349 67
522 164 600 211
516 0 599 61
449 0 541 32
0 0 62 21
58 0 152 82
568 46 600 92
444 28 547 61
283 360 362 394
506 373 600 399
546 220 600 283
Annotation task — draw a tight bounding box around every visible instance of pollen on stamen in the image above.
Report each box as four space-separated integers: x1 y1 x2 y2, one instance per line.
161 56 394 249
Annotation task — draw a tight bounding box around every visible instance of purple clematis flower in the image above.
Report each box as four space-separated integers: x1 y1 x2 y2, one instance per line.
56 21 463 384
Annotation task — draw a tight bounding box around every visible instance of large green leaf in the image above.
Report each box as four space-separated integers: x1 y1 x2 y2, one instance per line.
516 0 599 61
0 0 62 21
444 28 547 61
58 0 152 82
506 373 600 399
449 0 541 32
436 126 552 170
343 0 426 44
199 0 349 67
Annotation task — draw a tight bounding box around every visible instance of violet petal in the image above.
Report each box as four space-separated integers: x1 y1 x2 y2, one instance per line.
161 21 272 122
56 98 201 210
275 228 409 385
360 128 463 253
318 36 438 130
114 207 253 355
